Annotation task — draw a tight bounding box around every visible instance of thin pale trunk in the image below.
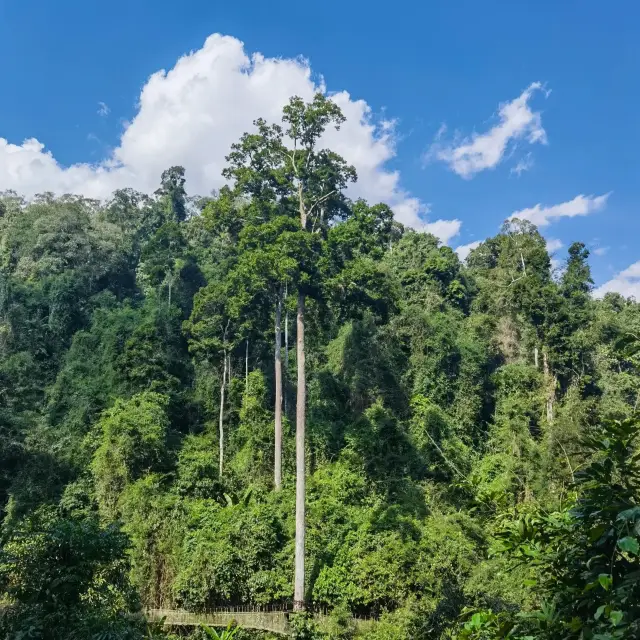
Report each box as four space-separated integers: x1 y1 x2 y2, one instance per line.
543 350 554 423
228 353 232 386
294 291 306 610
534 346 539 369
293 181 308 610
284 285 289 415
219 354 227 477
274 288 283 491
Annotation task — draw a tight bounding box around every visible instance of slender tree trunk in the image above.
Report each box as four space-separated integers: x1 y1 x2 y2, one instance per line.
228 353 232 386
284 284 289 415
542 350 554 423
294 291 306 610
219 354 227 477
534 346 539 369
293 185 308 610
274 287 283 491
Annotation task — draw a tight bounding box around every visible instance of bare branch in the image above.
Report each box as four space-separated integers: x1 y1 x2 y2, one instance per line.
308 190 336 216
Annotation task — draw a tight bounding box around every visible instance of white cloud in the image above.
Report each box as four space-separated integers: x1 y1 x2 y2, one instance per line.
546 238 563 253
510 152 534 176
0 33 455 234
424 219 462 245
550 257 564 273
510 193 611 227
97 102 110 117
593 246 609 256
594 261 640 299
455 240 481 261
428 82 548 178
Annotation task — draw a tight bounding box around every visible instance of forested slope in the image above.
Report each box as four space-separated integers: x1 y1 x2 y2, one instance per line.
1 95 639 640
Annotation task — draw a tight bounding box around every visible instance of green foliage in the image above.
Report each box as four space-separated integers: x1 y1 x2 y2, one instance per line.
0 509 142 639
172 498 289 608
491 415 640 638
200 622 241 639
92 392 170 519
289 612 322 640
175 433 222 499
1 100 639 640
155 166 188 224
455 609 523 639
229 371 280 486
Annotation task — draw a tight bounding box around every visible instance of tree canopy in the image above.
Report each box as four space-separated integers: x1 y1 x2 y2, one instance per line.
1 95 640 640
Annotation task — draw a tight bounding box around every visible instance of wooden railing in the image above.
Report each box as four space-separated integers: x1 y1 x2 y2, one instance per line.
144 607 377 636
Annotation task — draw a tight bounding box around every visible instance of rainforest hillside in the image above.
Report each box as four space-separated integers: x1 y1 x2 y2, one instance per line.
1 95 639 640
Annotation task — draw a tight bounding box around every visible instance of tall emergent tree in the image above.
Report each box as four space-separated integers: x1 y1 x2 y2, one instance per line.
223 93 356 608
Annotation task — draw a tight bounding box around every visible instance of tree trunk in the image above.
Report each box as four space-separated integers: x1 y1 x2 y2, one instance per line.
293 291 306 610
245 339 249 389
298 183 307 229
534 346 539 369
274 288 283 491
219 354 227 477
548 375 556 423
542 350 554 423
284 285 289 415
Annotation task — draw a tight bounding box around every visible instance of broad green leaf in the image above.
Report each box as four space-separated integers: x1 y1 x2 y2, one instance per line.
609 610 623 626
598 574 613 590
617 506 640 522
617 536 639 555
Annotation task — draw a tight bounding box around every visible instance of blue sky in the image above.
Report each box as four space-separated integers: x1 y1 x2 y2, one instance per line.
0 0 638 294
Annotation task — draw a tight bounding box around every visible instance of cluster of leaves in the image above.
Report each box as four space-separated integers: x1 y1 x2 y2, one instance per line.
462 415 640 639
0 508 143 639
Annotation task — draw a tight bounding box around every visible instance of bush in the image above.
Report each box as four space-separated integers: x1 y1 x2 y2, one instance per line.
0 509 143 639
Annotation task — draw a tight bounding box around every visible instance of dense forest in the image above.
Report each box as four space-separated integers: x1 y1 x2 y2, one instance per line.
1 94 639 640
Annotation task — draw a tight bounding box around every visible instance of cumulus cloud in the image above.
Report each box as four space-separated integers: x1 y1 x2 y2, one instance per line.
546 238 563 253
510 193 611 227
423 219 462 245
455 240 481 261
0 34 456 237
594 261 640 299
428 82 548 178
97 102 110 117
